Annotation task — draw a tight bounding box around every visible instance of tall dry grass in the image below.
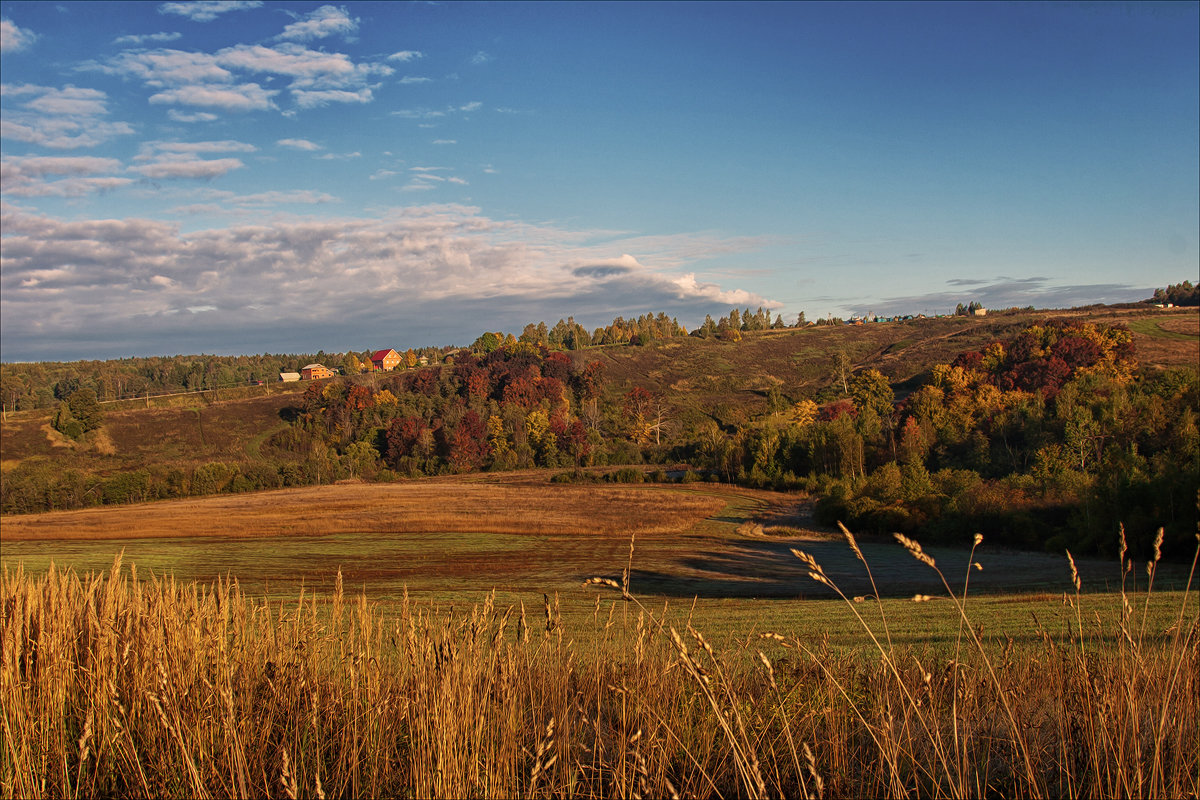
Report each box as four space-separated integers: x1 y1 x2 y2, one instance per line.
2 529 1197 799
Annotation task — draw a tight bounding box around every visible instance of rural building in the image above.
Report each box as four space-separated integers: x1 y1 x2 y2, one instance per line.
973 307 988 317
279 372 301 382
370 348 402 371
301 363 335 380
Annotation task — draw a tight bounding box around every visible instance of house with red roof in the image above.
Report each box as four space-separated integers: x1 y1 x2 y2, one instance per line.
370 349 402 371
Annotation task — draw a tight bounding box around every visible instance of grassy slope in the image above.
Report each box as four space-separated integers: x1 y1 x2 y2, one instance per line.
592 306 1199 425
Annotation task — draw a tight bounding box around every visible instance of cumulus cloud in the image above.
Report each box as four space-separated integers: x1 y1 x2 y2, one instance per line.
167 109 218 122
96 42 391 113
0 205 773 359
148 82 276 111
141 139 257 155
293 87 373 108
277 138 321 151
99 49 234 86
388 50 423 62
1 18 37 52
1 156 132 197
0 84 134 149
130 153 244 178
277 5 357 41
113 31 182 45
158 1 262 22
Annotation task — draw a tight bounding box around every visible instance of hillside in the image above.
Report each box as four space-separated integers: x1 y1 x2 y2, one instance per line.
592 305 1198 423
2 305 1195 474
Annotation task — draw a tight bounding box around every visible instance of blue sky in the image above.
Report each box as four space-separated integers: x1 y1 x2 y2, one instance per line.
1 1 1197 361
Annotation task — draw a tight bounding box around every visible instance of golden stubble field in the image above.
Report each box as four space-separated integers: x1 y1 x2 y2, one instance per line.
0 478 729 541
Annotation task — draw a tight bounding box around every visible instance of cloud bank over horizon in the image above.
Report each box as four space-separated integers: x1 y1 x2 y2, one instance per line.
1 202 774 360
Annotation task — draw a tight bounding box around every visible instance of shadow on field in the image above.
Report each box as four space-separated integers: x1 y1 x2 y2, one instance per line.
625 536 1169 600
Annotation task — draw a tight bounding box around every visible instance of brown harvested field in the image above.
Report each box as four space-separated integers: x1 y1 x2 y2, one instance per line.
0 478 728 541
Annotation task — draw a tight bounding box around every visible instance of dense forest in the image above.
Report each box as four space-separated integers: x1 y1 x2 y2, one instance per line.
2 302 1197 560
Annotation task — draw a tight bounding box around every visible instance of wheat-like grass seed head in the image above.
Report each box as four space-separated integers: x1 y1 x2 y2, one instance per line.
838 521 865 564
895 533 936 569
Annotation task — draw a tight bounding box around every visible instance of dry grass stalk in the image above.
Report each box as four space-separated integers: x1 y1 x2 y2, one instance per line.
1 530 1197 799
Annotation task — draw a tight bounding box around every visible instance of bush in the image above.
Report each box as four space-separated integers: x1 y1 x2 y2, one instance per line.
191 462 237 496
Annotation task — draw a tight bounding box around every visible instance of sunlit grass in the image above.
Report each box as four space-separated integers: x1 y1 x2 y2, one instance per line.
3 525 1196 799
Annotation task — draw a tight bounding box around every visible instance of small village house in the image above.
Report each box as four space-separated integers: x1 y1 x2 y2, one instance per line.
301 363 334 380
370 348 402 371
279 372 301 382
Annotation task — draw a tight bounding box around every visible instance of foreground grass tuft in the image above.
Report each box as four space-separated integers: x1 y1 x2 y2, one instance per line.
2 530 1197 799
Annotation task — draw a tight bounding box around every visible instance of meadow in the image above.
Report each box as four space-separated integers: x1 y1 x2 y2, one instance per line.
2 478 1197 798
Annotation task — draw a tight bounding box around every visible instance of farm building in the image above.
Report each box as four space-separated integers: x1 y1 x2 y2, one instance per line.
279 372 301 382
370 348 402 371
973 308 988 317
301 363 335 380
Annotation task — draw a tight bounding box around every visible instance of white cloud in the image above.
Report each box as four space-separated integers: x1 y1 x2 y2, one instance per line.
129 155 245 179
447 176 468 185
23 85 108 116
167 109 218 122
314 151 360 160
277 138 322 151
292 87 372 108
0 204 773 359
470 50 492 65
100 49 233 87
113 31 182 45
388 50 423 62
0 84 134 149
1 156 132 197
158 1 262 22
148 82 276 111
2 155 121 178
1 18 37 52
398 76 432 85
392 102 480 120
432 139 456 145
277 5 357 42
95 41 392 114
369 169 397 180
215 43 392 88
0 117 135 149
391 107 446 120
141 139 257 155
